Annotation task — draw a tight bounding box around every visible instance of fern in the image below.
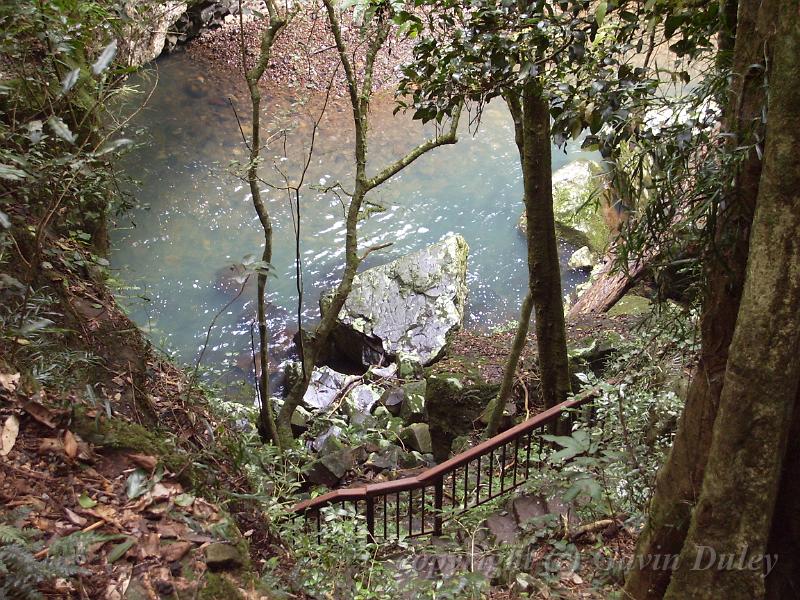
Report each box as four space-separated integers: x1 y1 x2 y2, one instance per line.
0 524 91 598
0 524 27 545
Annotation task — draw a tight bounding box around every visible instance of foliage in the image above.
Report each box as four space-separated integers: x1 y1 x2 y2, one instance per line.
0 0 140 387
0 509 116 599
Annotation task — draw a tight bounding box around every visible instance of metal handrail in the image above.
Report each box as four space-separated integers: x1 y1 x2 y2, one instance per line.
291 387 599 540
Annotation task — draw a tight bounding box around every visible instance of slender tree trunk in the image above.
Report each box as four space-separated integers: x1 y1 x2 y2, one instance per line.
623 1 774 596
273 3 460 447
664 11 800 595
523 83 571 410
486 291 534 437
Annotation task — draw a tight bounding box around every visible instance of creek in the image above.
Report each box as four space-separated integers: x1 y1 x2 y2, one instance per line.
110 53 593 386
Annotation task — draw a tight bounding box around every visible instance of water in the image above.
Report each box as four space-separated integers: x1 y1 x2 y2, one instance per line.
110 53 592 381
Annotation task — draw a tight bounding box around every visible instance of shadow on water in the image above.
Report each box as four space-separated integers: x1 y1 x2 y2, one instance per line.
110 53 593 395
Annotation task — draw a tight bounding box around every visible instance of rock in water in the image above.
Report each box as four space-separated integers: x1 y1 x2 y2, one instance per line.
323 235 469 367
567 245 595 270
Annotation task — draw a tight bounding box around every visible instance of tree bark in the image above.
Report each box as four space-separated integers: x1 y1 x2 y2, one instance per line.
522 84 571 410
664 9 800 595
623 0 774 596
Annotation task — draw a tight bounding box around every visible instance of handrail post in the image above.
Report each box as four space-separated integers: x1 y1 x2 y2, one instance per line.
433 475 444 536
366 496 375 542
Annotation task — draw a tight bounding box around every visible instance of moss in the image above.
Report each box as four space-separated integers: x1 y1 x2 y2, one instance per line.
425 373 498 461
199 573 243 600
73 414 195 480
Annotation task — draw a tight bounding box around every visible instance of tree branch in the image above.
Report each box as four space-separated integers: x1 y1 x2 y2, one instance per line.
365 103 462 191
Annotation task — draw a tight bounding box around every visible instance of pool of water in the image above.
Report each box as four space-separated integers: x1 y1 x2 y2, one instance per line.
110 52 592 381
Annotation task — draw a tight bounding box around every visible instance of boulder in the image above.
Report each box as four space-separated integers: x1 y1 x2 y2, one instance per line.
344 384 382 416
301 366 358 411
425 374 498 462
399 423 433 454
518 160 610 254
205 543 244 572
567 246 595 270
399 380 427 424
306 444 356 487
118 1 188 67
322 235 469 367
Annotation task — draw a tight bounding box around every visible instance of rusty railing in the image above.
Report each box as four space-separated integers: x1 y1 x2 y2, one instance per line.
291 388 598 541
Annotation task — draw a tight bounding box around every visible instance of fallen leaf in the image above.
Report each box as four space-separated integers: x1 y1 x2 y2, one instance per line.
125 469 150 500
128 453 157 471
0 372 20 393
65 507 87 526
0 415 20 456
161 541 193 562
138 533 160 559
151 483 172 500
78 492 98 509
174 493 194 508
22 400 56 428
156 523 185 539
63 430 78 459
39 437 63 455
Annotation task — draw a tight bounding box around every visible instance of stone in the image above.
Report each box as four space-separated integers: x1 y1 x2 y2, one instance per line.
518 160 610 254
322 235 469 367
118 1 188 67
484 514 519 544
509 495 549 526
311 426 342 452
399 423 432 454
302 366 358 411
425 373 498 462
204 543 244 571
345 384 381 415
397 352 424 380
365 445 419 471
379 387 405 416
607 294 652 316
399 380 426 424
305 447 355 487
567 245 595 270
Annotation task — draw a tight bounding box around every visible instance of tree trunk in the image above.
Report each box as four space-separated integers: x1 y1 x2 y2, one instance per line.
664 10 800 595
623 0 774 596
522 84 571 410
566 250 648 317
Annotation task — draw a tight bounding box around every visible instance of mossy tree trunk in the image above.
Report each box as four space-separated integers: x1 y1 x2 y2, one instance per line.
624 1 793 597
487 81 571 436
663 9 800 596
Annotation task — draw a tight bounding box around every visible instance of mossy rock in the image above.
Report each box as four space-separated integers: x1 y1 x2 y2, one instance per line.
425 373 499 462
518 160 610 255
607 294 652 316
199 573 243 600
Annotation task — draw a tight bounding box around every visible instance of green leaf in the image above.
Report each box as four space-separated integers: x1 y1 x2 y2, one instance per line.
125 468 150 499
0 210 10 229
78 492 97 508
61 68 81 94
92 40 118 75
107 536 136 562
47 116 77 144
0 163 27 181
595 1 607 26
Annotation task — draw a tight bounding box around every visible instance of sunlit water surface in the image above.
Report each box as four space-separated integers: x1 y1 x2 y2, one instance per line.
110 53 592 384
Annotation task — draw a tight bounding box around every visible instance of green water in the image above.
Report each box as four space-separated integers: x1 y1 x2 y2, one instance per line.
110 53 592 381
